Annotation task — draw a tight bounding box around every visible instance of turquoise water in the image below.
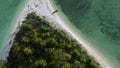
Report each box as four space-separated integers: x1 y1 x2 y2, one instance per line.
51 0 120 68
0 0 27 57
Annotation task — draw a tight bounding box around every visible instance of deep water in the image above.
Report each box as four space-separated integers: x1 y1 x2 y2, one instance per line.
52 0 120 68
0 0 27 57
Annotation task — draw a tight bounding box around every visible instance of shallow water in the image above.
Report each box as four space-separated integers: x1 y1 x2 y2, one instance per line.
52 0 120 68
0 0 27 57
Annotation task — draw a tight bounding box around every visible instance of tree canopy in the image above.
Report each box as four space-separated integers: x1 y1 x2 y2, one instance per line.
5 13 100 68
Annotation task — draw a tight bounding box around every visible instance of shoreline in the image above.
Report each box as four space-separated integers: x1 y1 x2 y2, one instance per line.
1 0 32 61
1 0 28 60
2 0 111 68
45 0 112 68
0 0 28 58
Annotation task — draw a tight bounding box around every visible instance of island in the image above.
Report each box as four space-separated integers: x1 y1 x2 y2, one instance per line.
0 13 100 68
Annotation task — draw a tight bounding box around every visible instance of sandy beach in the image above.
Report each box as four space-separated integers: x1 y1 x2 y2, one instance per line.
2 0 111 68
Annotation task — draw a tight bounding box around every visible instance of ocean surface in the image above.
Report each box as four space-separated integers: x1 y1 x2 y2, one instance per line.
0 0 27 57
51 0 120 68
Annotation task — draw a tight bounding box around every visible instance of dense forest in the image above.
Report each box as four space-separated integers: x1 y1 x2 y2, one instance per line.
1 13 100 68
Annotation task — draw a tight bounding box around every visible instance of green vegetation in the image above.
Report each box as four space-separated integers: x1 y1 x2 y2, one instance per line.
5 13 100 68
0 60 6 68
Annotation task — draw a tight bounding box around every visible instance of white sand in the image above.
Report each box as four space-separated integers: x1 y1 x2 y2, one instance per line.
2 0 112 68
